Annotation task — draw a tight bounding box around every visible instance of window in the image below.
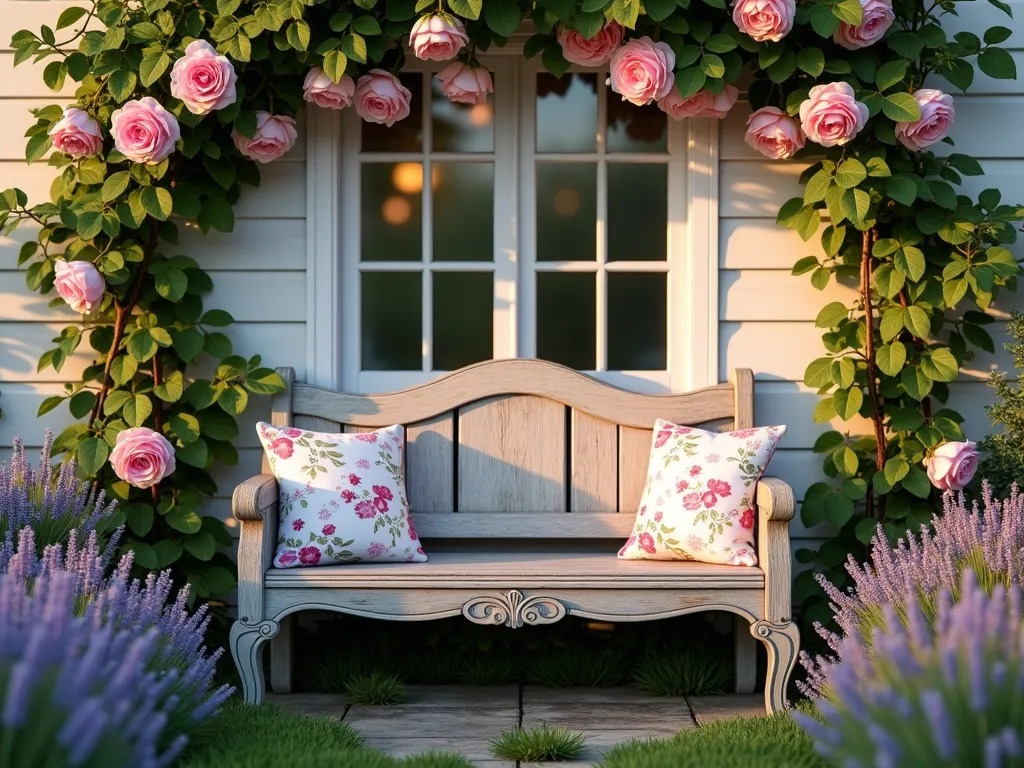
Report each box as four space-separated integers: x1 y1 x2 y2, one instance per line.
331 53 717 395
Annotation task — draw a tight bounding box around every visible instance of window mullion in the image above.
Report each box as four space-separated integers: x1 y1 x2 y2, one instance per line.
422 72 433 373
595 72 608 373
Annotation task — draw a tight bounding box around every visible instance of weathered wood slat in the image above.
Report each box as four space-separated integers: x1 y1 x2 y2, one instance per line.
406 413 455 513
617 426 652 515
457 395 566 514
570 410 618 513
290 359 738 429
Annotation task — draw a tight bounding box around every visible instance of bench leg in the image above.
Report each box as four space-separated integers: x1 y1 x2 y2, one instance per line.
230 619 279 705
733 614 757 694
750 620 800 715
269 614 294 693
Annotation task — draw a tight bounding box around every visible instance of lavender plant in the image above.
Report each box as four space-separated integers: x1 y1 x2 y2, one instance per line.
1 526 233 762
800 482 1024 698
796 572 1024 767
0 431 120 570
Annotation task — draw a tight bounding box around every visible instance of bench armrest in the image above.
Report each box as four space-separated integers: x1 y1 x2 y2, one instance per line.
232 474 279 625
233 474 279 521
755 477 795 522
756 476 794 624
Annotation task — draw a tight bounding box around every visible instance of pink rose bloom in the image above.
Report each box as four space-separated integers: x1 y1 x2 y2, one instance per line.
354 432 378 443
110 97 180 164
655 427 673 448
355 70 412 126
292 519 305 531
682 492 702 511
728 548 756 566
54 259 104 314
232 112 297 164
367 542 388 558
834 0 894 49
638 532 657 554
658 89 711 120
278 550 298 566
707 479 732 497
303 67 356 110
556 21 624 66
355 500 377 519
349 474 361 486
654 511 663 522
799 82 869 147
435 62 493 105
407 516 418 541
282 428 303 438
702 491 718 507
926 440 979 491
340 490 355 503
270 437 293 459
607 36 675 106
374 496 389 513
618 534 636 557
732 428 759 438
701 85 739 119
48 107 102 159
298 546 321 565
676 480 689 493
740 508 755 529
689 465 702 477
323 524 336 535
170 39 237 115
895 89 955 151
408 13 468 61
372 485 393 501
744 106 806 159
109 427 176 489
732 0 795 42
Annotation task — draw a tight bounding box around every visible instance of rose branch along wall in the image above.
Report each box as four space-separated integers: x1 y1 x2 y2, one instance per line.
0 0 309 587
1 0 1022 597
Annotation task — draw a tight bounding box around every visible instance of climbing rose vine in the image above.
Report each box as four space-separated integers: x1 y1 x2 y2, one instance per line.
1 0 1021 613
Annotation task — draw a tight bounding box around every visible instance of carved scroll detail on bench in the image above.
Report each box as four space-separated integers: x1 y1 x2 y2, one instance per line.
462 590 567 628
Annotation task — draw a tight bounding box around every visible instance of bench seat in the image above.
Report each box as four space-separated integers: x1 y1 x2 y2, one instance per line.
264 551 765 589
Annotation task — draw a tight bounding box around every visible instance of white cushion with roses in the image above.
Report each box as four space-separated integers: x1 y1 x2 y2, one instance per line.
256 422 426 568
618 420 787 566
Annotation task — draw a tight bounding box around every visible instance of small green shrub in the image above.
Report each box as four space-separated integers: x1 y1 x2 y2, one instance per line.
456 655 520 686
402 752 475 767
404 649 463 684
345 672 409 706
181 701 365 768
490 725 587 762
598 712 822 768
631 648 732 696
301 655 394 694
524 648 628 687
978 311 1024 498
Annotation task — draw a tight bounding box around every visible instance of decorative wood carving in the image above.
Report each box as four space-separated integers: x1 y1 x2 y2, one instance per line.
462 590 568 628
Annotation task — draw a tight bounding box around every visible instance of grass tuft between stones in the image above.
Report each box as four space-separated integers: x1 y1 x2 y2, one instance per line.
345 672 409 705
490 724 588 762
631 647 733 697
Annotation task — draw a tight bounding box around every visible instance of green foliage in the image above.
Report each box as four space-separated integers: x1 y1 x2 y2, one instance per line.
490 725 588 762
344 672 409 705
631 646 732 696
524 648 629 687
978 312 1024 497
598 712 822 768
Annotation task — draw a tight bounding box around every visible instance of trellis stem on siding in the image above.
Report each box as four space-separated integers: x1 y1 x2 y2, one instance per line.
861 228 887 519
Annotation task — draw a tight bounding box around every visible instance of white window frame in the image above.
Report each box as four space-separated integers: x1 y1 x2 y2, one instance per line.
303 32 719 394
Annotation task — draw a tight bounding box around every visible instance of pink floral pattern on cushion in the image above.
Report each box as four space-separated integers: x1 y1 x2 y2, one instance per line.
257 422 427 568
618 419 786 566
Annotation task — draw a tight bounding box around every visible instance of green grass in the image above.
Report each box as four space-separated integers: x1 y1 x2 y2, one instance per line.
524 648 629 687
631 648 733 696
597 711 823 768
490 725 588 762
456 654 521 686
345 672 409 705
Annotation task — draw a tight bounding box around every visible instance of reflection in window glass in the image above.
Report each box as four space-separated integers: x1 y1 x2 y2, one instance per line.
536 73 597 153
607 97 667 153
433 163 493 261
536 163 596 262
362 73 423 152
432 76 494 153
362 272 422 370
607 163 666 261
608 273 666 370
537 272 596 369
433 272 492 370
361 163 422 262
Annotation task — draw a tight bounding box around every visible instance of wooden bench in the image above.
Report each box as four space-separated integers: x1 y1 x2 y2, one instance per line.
230 359 799 714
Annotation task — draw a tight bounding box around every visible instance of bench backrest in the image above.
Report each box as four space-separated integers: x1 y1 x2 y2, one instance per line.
266 360 753 542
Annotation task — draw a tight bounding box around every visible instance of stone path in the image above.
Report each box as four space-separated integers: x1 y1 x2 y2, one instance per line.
269 686 764 767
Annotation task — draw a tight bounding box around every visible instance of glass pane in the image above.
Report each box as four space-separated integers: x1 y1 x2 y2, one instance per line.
433 162 493 262
361 272 422 370
607 163 666 261
537 272 596 370
537 73 597 153
361 73 423 153
433 272 493 370
361 163 422 262
432 75 494 153
536 163 596 262
608 273 666 370
607 97 667 153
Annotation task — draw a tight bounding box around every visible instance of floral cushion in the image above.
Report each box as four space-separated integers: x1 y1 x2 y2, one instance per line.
617 420 786 566
256 422 427 568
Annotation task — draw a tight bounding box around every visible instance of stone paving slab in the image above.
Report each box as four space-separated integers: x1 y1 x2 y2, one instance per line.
268 686 765 767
